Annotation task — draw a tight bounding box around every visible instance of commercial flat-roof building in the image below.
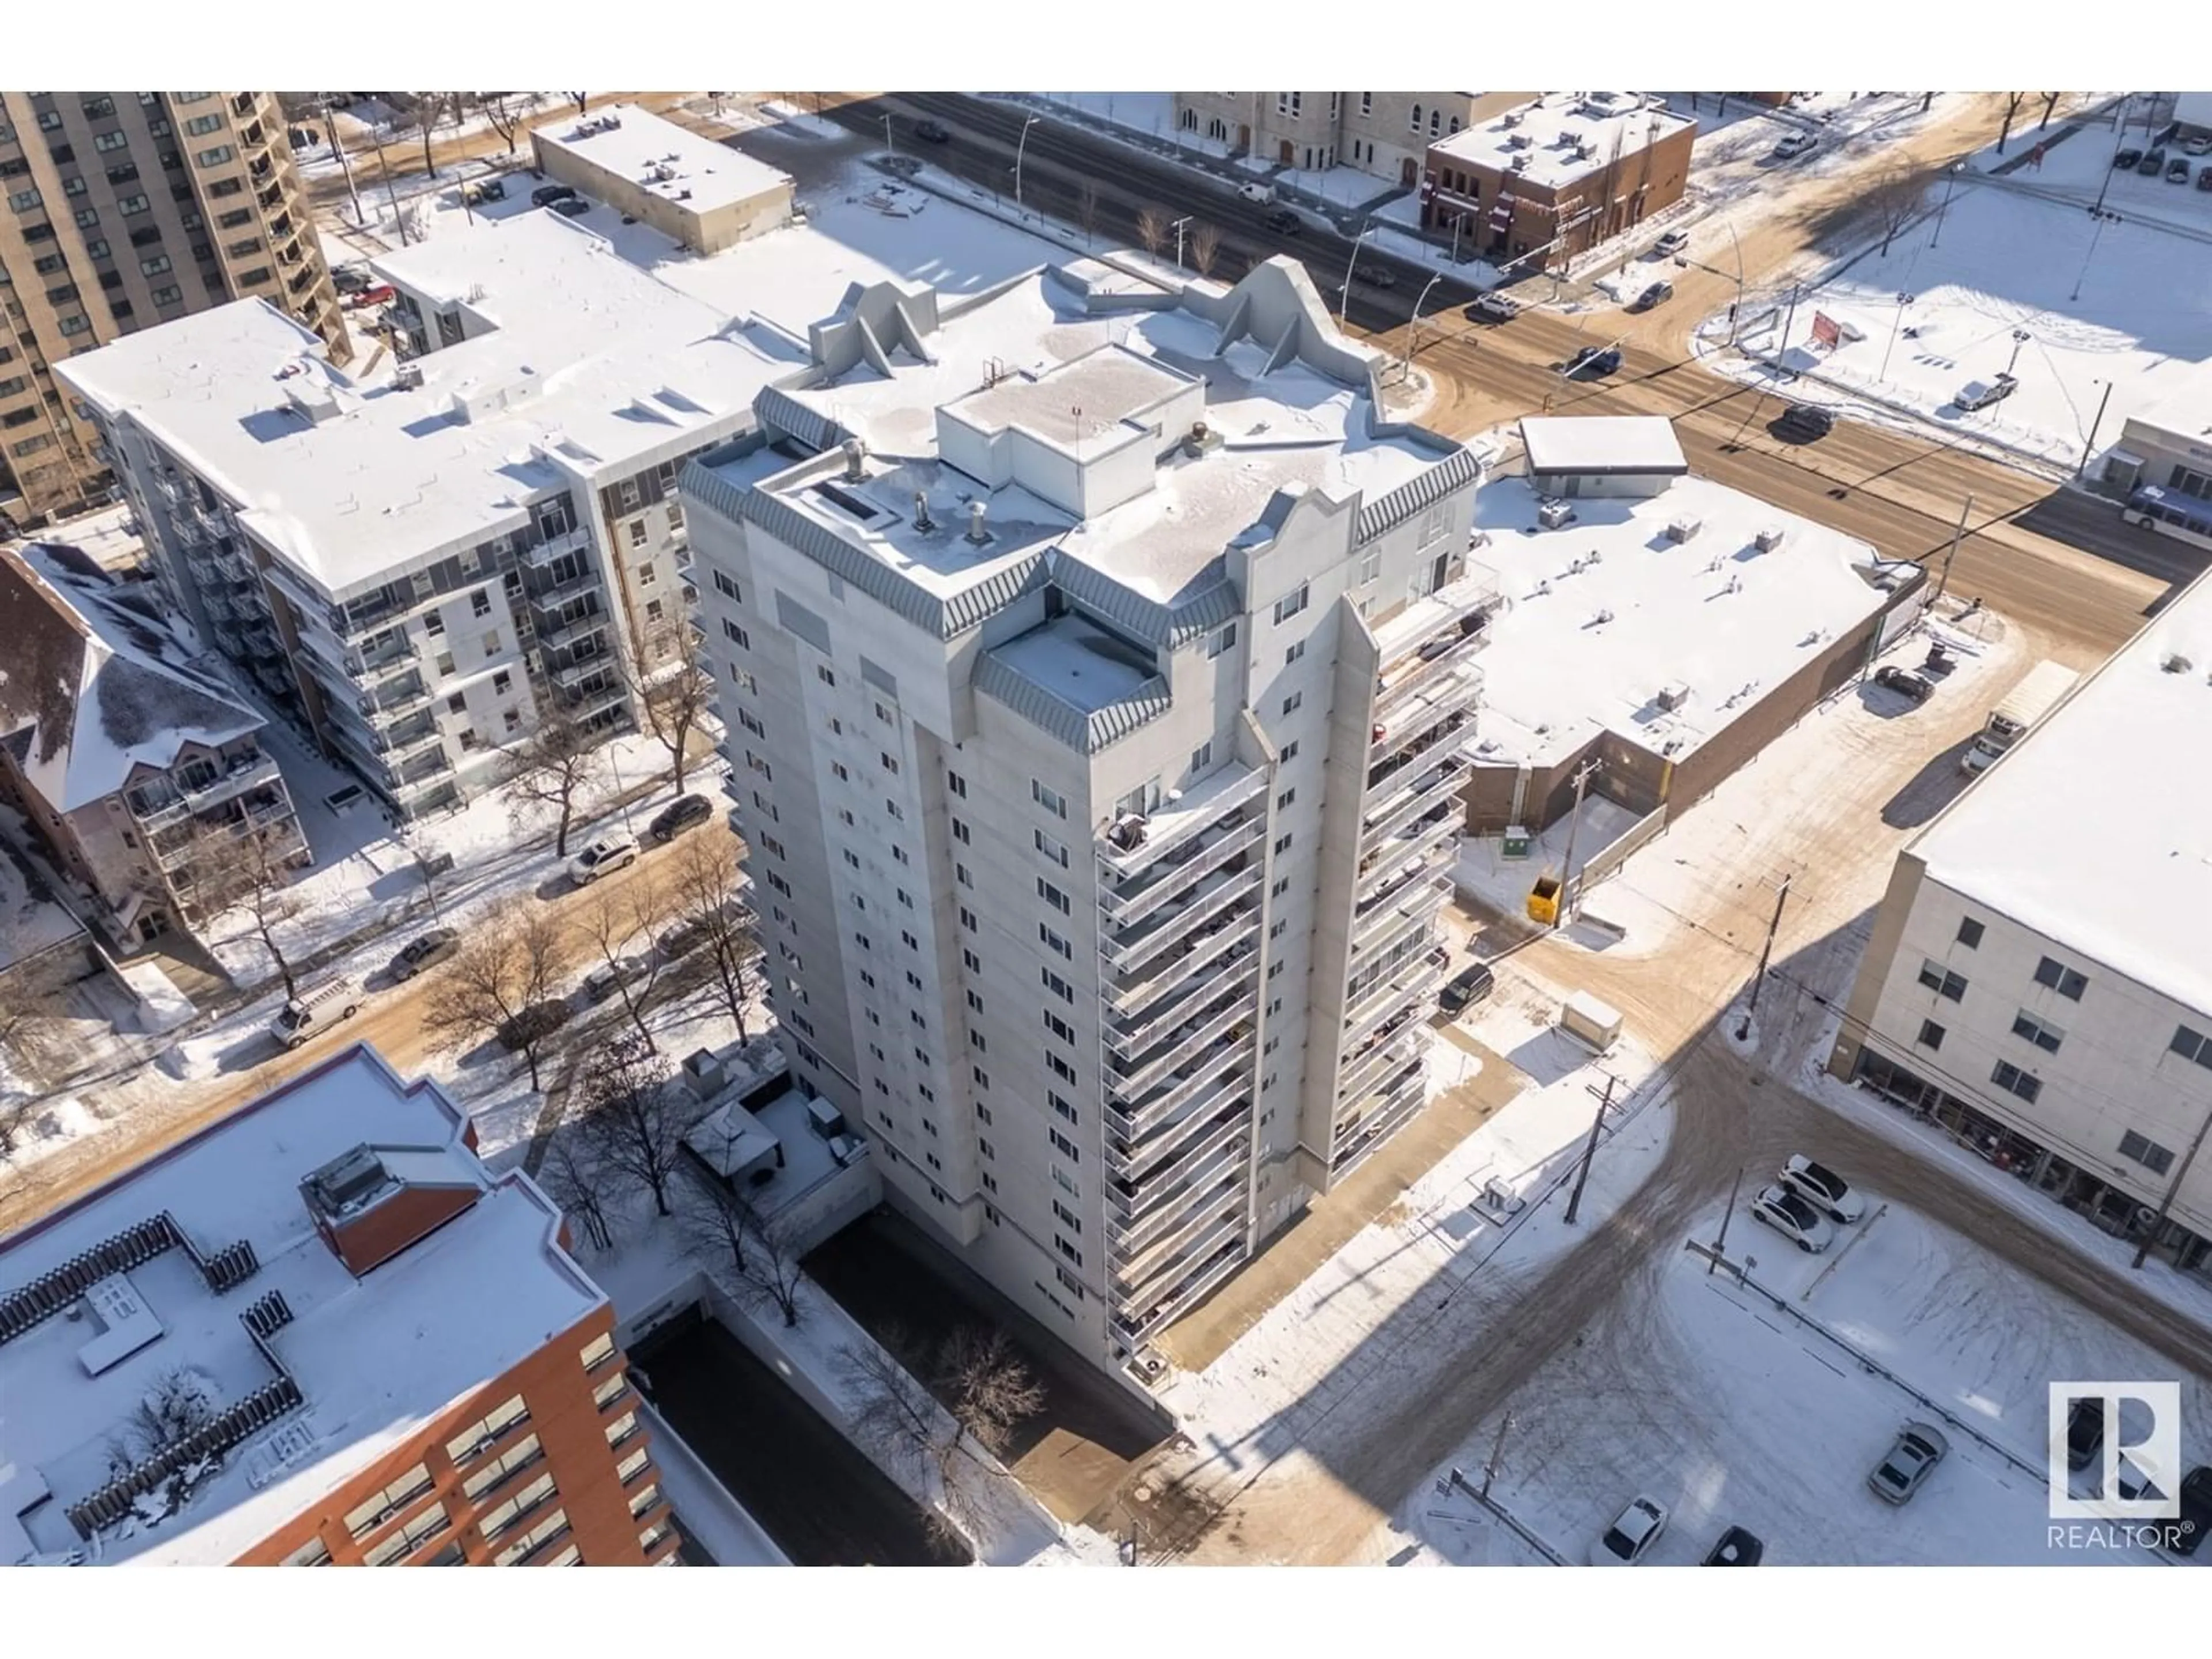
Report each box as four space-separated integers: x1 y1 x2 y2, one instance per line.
57 207 794 818
1830 571 2212 1280
0 1044 675 1565
0 92 347 526
532 104 794 255
1419 92 1696 265
0 542 304 952
685 254 1493 1372
1171 91 1537 187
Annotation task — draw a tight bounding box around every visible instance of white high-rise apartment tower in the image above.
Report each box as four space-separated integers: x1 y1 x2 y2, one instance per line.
684 257 1493 1372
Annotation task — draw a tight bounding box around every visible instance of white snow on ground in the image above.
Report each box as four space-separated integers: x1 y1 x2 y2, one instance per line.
1026 93 1233 161
1394 1183 2192 1566
1156 1030 1671 1478
12 501 146 574
1705 100 2212 473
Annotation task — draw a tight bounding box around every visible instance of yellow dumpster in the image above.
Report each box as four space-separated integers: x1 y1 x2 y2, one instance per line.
1527 873 1562 926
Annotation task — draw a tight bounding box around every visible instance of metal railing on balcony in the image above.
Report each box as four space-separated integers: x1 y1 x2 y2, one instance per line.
130 753 283 831
1110 1117 1248 1229
1369 671 1482 771
1111 1164 1247 1276
1343 948 1449 1046
1099 816 1263 929
520 525 590 568
1105 922 1259 1023
1336 1028 1421 1107
1112 1238 1249 1351
1107 991 1256 1104
537 609 609 653
551 653 618 691
1113 1206 1247 1311
1333 1066 1427 1175
1104 955 1259 1060
1096 765 1269 880
1358 806 1459 900
1105 1041 1252 1145
1351 873 1452 967
1099 861 1262 976
524 574 603 617
1112 1097 1248 1198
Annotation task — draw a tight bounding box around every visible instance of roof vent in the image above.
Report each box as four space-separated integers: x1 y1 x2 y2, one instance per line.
2161 652 2194 674
842 437 867 480
913 491 934 533
966 501 990 545
1656 681 1690 711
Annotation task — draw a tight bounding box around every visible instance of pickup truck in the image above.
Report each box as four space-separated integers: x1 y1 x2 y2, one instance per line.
1953 372 2017 412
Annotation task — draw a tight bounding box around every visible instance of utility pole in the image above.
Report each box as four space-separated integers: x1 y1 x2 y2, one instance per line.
370 124 410 246
2133 1099 2212 1270
1171 215 1191 272
1777 284 1801 374
1554 758 1601 929
326 98 364 228
2078 379 2116 481
1563 1073 1618 1226
1738 873 1792 1036
1931 494 1972 608
1479 1411 1514 1498
1709 1165 1745 1275
1930 162 1963 249
882 113 895 157
1338 219 1374 329
1880 292 1915 384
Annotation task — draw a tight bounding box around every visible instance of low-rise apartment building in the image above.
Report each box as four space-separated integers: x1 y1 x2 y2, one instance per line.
0 91 346 527
1419 92 1696 266
531 103 794 255
55 207 786 819
0 1043 675 1565
1829 570 2212 1279
0 541 304 951
683 255 1492 1373
1173 91 1536 184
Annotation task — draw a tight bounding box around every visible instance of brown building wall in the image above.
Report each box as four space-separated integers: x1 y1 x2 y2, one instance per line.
1421 118 1696 264
236 1306 675 1567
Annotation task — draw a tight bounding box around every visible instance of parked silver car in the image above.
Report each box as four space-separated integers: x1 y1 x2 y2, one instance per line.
1868 1422 1949 1505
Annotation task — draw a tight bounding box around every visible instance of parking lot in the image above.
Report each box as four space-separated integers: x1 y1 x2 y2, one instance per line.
1403 1171 2206 1566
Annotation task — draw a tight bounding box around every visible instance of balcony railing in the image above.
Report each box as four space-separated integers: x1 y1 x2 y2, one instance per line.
551 653 618 690
1100 861 1262 976
1109 1070 1248 1176
1110 1116 1248 1233
537 609 609 653
130 753 283 830
1336 1028 1422 1107
1096 765 1269 880
525 572 603 613
1100 816 1263 929
1369 670 1482 771
1104 955 1259 1060
1111 1097 1249 1200
1105 1041 1253 1144
1350 874 1452 968
1113 1205 1247 1312
1107 991 1256 1103
1343 948 1449 1047
1111 1163 1247 1275
1113 1238 1248 1353
520 525 590 568
1104 916 1259 1021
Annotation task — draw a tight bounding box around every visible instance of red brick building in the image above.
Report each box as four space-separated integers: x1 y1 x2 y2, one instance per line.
1420 93 1698 268
0 1044 676 1567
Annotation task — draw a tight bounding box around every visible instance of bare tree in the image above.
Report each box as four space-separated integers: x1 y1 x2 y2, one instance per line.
1996 92 2028 154
422 910 571 1089
666 832 759 1036
636 622 716 794
1077 179 1100 246
2039 92 2062 131
0 919 69 1100
538 1132 615 1252
391 92 452 177
470 92 529 156
577 872 673 1050
1188 221 1223 279
1135 205 1170 258
1866 166 1929 256
577 1032 683 1217
683 1185 805 1327
176 821 305 996
839 1323 1043 1550
501 704 603 858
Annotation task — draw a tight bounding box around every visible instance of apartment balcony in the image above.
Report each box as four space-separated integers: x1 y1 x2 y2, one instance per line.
1097 764 1269 880
131 753 284 831
1109 1113 1250 1234
1343 947 1450 1048
537 609 609 653
392 751 456 794
519 525 591 569
551 653 619 691
1333 1062 1427 1177
1099 815 1263 929
526 571 605 616
1373 571 1499 702
260 560 335 628
1336 1027 1422 1108
1113 1238 1248 1354
1105 1038 1254 1143
231 93 259 119
1107 989 1256 1104
1105 919 1259 1023
1358 805 1460 902
1104 952 1259 1060
1111 1165 1247 1282
1363 751 1467 838
1111 1095 1249 1200
1112 1205 1247 1319
1369 669 1482 772
1099 861 1262 977
1350 872 1452 967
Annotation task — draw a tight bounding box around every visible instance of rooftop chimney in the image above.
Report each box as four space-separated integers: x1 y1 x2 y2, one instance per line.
842 437 867 482
913 491 935 533
966 501 990 545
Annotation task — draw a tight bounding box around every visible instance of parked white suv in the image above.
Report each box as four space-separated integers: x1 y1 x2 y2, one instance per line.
1749 1184 1836 1253
569 834 640 886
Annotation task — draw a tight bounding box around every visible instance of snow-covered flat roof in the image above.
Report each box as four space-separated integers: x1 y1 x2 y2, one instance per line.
1469 476 1894 770
533 102 791 217
772 262 1445 605
1911 571 2212 1018
1520 415 1687 476
0 1044 603 1566
55 212 789 600
1431 92 1694 191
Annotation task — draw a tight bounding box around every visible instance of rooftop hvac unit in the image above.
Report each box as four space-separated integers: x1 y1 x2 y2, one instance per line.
1656 681 1690 711
1537 498 1574 529
1754 525 1786 552
2162 652 2195 674
1665 516 1703 543
1559 129 1582 148
1500 111 1522 128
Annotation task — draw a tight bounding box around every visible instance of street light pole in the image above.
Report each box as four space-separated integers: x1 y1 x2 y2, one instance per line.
2006 328 2032 378
1930 162 1964 249
2133 1096 2212 1270
2071 209 2116 304
1337 219 1373 329
1554 758 1601 927
1880 292 1915 383
1171 215 1191 273
1014 115 1039 210
882 113 895 157
325 98 364 229
1403 272 1443 378
1723 218 1745 346
2077 377 2116 481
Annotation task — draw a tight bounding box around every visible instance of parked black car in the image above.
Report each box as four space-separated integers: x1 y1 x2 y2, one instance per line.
1775 402 1835 441
331 264 370 294
2199 164 2212 191
497 1000 573 1051
650 793 715 842
1354 263 1397 290
1439 963 1495 1016
1264 207 1304 236
1633 279 1674 311
1466 291 1519 324
914 119 951 143
1875 665 1935 703
1703 1527 1765 1566
1566 344 1623 378
2136 148 2166 177
2113 147 2143 171
531 181 578 208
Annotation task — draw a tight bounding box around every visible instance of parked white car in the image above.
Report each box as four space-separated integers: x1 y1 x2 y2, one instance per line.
569 834 640 886
1781 1154 1866 1224
1236 180 1276 204
1771 132 1819 161
1749 1184 1836 1253
1590 1495 1669 1565
1651 228 1690 258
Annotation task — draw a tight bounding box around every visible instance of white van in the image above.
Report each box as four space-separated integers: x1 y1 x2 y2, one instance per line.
270 976 361 1049
1236 180 1276 204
